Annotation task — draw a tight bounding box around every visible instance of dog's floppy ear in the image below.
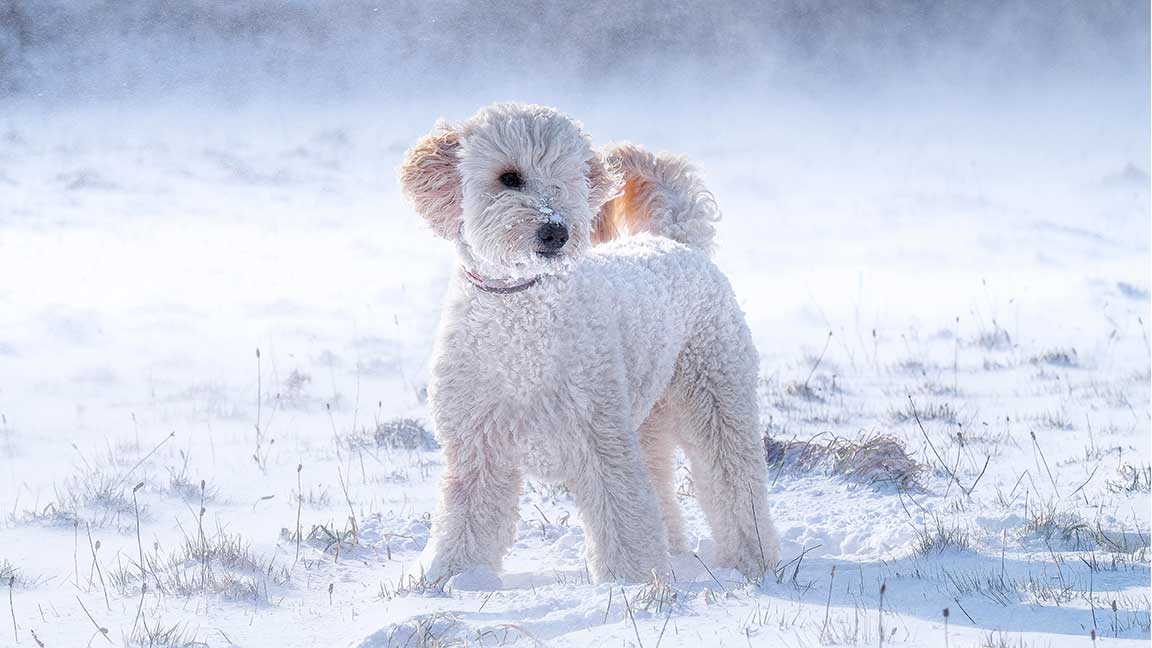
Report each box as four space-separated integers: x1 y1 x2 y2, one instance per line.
400 121 462 239
587 152 622 209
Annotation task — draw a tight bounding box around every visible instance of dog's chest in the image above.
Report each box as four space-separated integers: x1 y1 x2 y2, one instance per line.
435 302 582 477
450 298 565 396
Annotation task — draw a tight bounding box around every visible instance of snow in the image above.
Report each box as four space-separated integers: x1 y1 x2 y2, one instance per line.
0 4 1149 646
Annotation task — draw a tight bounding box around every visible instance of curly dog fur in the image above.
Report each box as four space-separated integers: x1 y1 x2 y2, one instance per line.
399 102 779 585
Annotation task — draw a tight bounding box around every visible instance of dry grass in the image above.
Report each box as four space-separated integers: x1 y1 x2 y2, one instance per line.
0 559 17 584
125 621 207 647
1035 409 1074 431
1017 500 1150 556
0 559 39 588
632 571 684 616
1029 347 1079 368
971 325 1012 351
816 605 878 646
913 516 972 555
1018 501 1096 550
1107 464 1152 494
782 374 842 404
365 612 464 647
942 568 1018 606
296 520 357 556
894 358 932 375
376 569 450 600
15 433 179 528
348 418 439 451
981 631 1040 648
164 451 216 502
16 462 139 528
110 521 289 603
889 400 959 425
765 431 924 489
763 372 859 425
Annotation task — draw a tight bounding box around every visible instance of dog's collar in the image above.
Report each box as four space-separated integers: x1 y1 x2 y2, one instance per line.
461 267 539 294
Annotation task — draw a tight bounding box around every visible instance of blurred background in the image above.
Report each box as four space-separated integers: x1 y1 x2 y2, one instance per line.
1 0 1147 104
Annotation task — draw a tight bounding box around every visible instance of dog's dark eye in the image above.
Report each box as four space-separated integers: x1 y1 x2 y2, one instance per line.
498 170 523 189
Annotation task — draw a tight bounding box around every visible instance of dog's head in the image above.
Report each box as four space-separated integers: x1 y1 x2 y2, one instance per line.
400 103 619 280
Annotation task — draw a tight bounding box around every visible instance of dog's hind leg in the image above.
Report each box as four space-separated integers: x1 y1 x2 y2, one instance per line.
639 397 688 553
674 312 780 580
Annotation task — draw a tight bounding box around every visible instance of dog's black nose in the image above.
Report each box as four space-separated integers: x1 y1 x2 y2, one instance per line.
535 223 568 252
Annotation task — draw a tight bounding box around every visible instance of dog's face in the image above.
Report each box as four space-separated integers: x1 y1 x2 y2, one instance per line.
400 104 619 279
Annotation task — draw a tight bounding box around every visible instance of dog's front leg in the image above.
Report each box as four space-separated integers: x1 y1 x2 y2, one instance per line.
423 436 521 585
569 414 669 583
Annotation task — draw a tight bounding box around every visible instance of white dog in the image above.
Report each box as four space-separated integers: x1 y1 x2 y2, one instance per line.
400 103 779 585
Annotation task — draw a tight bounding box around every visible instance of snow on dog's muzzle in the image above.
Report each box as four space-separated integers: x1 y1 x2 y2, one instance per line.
534 203 568 256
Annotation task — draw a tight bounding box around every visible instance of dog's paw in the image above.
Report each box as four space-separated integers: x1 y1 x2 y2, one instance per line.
413 544 454 586
446 566 503 591
731 537 781 581
707 529 781 582
417 543 501 589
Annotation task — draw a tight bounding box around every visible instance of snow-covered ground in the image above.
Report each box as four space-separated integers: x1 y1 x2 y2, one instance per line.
0 75 1148 648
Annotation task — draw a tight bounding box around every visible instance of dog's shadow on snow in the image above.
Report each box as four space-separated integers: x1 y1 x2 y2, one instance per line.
360 547 1148 646
765 549 1150 640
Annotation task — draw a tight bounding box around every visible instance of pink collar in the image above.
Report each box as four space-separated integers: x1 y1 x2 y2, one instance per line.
461 268 539 294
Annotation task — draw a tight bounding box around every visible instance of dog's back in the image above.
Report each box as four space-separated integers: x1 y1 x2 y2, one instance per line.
592 144 720 255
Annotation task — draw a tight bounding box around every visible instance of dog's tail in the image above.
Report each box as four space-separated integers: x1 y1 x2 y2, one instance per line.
593 143 719 255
